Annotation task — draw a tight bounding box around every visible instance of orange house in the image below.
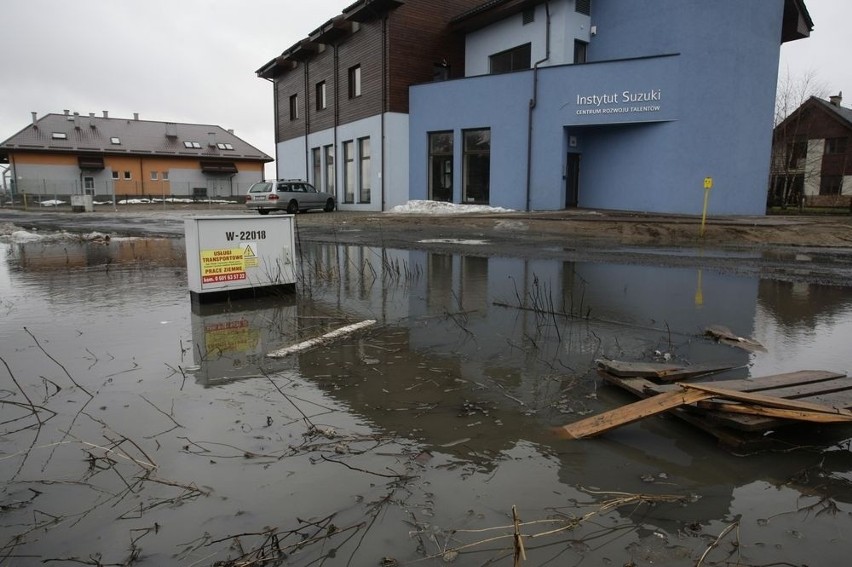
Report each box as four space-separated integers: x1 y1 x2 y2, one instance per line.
0 111 273 202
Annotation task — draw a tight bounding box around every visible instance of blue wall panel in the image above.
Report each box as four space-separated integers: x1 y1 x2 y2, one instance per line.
409 0 790 216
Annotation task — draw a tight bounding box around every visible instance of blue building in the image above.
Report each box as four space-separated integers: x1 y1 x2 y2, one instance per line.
409 0 813 215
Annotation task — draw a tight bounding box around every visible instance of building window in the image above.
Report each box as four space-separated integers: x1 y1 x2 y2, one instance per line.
51 132 67 140
150 171 158 181
348 65 362 98
576 0 591 16
820 176 843 195
825 137 848 155
522 8 535 25
183 141 201 149
343 141 355 203
359 137 371 203
124 171 132 180
312 147 322 187
489 43 531 75
162 171 169 181
574 40 588 64
216 143 234 150
111 171 119 180
429 131 454 202
463 128 490 204
787 138 808 169
324 144 335 194
110 137 121 145
316 81 327 110
289 94 299 120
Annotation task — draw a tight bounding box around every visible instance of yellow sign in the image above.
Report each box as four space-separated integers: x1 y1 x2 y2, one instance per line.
243 244 259 268
704 177 713 189
200 248 246 284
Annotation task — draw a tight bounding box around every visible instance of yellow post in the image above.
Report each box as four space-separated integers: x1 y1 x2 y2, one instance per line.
700 177 713 237
23 192 28 211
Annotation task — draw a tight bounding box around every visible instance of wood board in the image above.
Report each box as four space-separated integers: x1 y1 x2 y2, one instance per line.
564 369 852 442
596 359 738 381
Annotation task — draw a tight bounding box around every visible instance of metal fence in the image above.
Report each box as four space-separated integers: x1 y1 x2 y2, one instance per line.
0 179 258 209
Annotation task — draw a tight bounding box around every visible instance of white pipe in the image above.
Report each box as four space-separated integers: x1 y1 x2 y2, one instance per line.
266 319 377 358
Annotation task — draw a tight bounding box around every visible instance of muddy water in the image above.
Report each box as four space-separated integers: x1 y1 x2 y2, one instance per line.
1 234 852 566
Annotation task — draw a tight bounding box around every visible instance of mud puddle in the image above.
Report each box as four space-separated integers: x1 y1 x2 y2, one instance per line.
1 232 852 566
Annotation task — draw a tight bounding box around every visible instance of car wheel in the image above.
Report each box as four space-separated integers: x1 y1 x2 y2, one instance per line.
258 209 270 215
286 200 299 214
324 198 335 212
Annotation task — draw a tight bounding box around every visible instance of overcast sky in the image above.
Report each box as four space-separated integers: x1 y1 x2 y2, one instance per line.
1 0 848 178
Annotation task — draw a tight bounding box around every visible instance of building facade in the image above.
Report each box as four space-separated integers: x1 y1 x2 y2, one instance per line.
257 0 485 211
770 94 852 208
410 0 813 216
0 111 272 203
261 0 811 215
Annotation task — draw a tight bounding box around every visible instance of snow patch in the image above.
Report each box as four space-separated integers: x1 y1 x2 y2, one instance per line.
387 200 513 215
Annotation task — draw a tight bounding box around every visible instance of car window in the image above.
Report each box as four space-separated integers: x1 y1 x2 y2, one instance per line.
305 184 318 193
249 183 272 193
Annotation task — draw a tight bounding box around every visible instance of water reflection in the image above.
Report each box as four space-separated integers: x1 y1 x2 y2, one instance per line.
5 234 852 565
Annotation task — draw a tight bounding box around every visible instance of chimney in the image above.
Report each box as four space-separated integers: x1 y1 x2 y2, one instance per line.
133 112 139 121
73 112 80 129
64 109 70 116
227 129 234 135
31 111 38 124
103 110 109 118
208 132 216 147
830 92 843 107
165 122 178 137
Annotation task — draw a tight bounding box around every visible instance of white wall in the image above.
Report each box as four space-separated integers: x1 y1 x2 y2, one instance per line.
275 113 409 211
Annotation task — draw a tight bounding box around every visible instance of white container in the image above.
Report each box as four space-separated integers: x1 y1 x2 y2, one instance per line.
71 194 94 212
184 215 296 303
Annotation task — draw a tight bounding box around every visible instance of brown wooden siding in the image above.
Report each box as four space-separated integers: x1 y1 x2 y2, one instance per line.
270 0 482 142
274 63 306 142
386 0 478 113
336 22 386 124
308 46 337 132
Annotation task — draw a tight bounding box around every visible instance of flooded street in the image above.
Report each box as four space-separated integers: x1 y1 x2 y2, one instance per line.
2 230 852 566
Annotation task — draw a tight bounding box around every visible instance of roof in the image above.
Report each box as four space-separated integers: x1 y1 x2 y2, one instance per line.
810 96 852 127
256 0 404 79
775 95 852 136
0 113 273 163
451 0 813 40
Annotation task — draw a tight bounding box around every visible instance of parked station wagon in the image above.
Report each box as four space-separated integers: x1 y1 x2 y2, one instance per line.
245 180 336 215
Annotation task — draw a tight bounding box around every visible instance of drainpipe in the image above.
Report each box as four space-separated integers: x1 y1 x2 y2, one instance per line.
333 42 339 203
304 61 311 180
525 1 551 212
381 14 388 211
263 76 278 181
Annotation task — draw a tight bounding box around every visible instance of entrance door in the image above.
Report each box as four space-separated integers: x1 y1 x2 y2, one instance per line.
83 176 95 195
565 153 580 207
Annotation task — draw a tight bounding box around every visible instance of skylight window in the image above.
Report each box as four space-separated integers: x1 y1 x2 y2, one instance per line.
110 137 121 145
216 143 234 150
52 132 68 140
183 141 202 149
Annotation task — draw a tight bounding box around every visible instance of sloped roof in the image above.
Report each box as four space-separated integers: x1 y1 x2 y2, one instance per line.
776 95 852 134
811 96 852 126
451 0 812 40
0 113 272 163
256 0 404 79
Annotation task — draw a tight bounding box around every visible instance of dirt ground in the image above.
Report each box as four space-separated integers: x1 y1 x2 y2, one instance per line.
2 204 852 285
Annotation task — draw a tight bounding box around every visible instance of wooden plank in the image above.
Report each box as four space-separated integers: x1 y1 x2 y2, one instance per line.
746 377 852 399
696 401 852 423
559 389 714 439
687 370 846 393
705 325 766 352
596 359 738 381
599 370 850 433
680 383 852 417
